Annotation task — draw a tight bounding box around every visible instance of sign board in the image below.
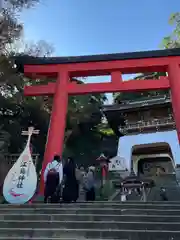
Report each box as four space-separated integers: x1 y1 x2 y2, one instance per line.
3 127 38 204
109 156 127 171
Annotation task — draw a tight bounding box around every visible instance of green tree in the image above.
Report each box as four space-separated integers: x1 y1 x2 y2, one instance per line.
162 12 180 48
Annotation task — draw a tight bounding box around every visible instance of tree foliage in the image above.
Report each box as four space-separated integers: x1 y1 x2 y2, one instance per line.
0 0 39 53
4 0 39 10
162 12 180 48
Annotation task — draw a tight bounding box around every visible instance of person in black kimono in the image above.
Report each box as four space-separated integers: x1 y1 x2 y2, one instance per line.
62 157 79 203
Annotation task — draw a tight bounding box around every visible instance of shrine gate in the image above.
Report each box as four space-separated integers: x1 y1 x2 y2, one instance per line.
16 48 180 193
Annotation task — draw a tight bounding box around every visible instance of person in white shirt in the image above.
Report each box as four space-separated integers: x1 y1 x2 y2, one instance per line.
43 155 63 203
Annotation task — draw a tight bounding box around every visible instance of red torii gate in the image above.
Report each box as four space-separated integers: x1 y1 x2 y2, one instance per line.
17 48 180 193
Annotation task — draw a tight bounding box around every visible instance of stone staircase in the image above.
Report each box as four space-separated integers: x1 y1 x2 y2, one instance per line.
148 174 180 201
0 202 180 239
112 174 180 202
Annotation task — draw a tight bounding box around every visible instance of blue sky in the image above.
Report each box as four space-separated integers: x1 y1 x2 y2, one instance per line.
20 0 180 56
19 0 180 103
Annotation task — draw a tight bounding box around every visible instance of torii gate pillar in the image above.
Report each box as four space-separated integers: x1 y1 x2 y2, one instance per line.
41 71 68 186
168 64 180 143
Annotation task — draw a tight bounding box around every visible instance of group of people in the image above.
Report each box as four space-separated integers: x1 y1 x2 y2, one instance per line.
43 155 96 203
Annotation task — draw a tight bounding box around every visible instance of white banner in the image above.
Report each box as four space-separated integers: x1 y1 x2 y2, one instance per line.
3 142 37 204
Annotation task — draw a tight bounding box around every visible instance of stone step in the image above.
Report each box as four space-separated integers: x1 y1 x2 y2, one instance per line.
1 220 180 231
1 207 180 215
1 213 180 222
1 201 180 206
0 228 180 240
2 203 180 210
148 187 180 201
0 238 127 240
2 201 180 207
60 203 180 209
